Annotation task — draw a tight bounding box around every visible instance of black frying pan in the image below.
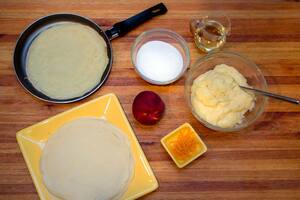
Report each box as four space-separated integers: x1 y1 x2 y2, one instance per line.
13 3 167 103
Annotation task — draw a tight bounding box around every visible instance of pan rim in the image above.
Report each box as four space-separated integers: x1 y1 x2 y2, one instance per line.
13 13 113 104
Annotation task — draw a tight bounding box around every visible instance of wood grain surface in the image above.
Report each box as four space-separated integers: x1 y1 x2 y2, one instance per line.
1 0 300 199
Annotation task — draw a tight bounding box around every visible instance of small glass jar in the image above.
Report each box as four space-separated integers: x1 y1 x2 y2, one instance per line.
190 15 231 53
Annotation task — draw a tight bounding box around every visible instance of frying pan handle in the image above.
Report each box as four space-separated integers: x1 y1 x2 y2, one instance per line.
105 3 167 40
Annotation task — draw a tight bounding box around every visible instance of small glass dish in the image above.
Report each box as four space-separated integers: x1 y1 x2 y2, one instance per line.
190 15 231 53
161 123 207 168
185 51 268 132
131 28 190 85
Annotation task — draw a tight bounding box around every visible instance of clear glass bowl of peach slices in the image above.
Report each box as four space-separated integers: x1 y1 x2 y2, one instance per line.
185 51 268 132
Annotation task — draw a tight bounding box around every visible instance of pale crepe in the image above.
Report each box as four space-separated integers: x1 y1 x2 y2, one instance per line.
40 117 134 200
26 22 109 99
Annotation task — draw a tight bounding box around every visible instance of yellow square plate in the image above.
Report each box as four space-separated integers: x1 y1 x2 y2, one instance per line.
17 93 158 200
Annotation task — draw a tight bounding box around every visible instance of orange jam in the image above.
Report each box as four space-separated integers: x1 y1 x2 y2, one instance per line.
161 123 207 168
166 126 201 161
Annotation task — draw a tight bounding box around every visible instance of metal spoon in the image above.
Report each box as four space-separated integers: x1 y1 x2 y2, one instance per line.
239 85 300 105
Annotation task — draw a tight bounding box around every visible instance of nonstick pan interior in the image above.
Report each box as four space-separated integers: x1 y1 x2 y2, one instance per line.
13 13 113 103
14 3 167 103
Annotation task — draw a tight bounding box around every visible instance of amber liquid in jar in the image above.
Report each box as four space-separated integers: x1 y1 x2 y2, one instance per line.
193 20 226 52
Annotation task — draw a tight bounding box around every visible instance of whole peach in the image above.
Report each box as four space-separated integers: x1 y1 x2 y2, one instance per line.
132 91 165 125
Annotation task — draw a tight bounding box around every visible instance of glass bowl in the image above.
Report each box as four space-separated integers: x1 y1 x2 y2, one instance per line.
131 28 190 85
185 51 268 132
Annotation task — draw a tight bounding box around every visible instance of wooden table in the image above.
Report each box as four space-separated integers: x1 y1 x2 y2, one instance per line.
1 1 300 199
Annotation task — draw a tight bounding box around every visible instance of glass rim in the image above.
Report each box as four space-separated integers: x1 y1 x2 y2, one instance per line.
202 14 231 35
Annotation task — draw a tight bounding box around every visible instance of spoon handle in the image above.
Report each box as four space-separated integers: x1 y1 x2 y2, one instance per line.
240 86 300 105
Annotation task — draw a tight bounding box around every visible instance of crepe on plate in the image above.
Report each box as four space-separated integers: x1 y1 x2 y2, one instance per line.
40 117 134 200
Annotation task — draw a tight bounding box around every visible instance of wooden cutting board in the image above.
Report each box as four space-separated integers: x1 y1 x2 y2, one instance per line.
1 0 300 199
